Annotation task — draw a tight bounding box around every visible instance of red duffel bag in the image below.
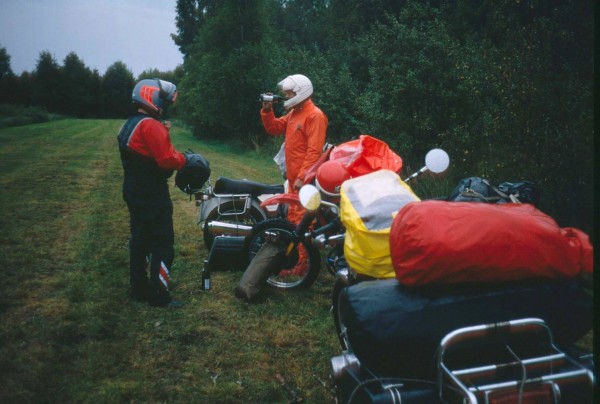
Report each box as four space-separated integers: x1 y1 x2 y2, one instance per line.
329 134 403 177
390 201 593 286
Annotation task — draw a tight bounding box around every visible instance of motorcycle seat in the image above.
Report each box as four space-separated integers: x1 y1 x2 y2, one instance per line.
213 177 284 196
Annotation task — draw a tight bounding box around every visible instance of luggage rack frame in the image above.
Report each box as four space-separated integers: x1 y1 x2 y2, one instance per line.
437 318 595 403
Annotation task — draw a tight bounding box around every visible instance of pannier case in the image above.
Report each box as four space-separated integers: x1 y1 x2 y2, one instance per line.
332 315 594 403
337 278 592 379
206 235 247 271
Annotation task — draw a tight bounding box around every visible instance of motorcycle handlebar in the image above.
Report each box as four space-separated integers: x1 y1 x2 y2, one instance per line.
311 217 342 237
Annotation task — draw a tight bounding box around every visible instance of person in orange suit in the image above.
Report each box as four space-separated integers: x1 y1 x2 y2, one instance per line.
260 74 328 275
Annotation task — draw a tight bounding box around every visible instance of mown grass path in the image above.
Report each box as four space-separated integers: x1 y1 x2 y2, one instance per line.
0 119 339 402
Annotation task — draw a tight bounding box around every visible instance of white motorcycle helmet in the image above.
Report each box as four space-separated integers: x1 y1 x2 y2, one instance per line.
277 74 313 110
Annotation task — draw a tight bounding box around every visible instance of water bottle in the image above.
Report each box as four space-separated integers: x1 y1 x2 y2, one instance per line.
202 259 211 290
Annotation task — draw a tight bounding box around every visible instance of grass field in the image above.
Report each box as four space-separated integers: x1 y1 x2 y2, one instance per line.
0 119 592 403
0 119 339 403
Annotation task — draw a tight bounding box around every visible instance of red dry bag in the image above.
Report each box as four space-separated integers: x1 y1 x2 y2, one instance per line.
329 135 403 177
390 201 593 286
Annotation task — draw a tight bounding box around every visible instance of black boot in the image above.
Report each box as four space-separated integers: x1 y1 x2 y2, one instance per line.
129 283 150 303
148 289 183 308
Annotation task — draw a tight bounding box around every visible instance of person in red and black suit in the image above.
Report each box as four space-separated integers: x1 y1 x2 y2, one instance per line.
117 78 185 308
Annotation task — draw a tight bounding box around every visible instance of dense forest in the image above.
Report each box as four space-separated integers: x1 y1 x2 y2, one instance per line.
0 0 593 235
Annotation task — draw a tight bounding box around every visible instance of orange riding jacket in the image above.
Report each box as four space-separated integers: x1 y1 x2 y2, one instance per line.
260 99 328 186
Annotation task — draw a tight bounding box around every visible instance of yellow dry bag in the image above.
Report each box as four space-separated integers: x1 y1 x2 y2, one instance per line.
340 170 420 278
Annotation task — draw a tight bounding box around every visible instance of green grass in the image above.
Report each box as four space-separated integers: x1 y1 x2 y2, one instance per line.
0 120 592 403
0 119 338 403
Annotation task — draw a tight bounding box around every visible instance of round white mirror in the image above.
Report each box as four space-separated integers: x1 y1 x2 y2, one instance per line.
298 184 321 211
425 148 450 174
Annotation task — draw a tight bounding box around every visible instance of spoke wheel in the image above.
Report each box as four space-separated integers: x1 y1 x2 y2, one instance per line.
245 219 320 290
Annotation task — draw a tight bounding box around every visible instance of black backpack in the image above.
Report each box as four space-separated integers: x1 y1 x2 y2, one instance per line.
497 181 540 205
448 177 539 205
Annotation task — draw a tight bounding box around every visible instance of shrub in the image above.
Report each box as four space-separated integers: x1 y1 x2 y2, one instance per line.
0 104 49 128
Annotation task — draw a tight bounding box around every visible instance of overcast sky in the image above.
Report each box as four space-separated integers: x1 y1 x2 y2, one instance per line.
0 0 183 77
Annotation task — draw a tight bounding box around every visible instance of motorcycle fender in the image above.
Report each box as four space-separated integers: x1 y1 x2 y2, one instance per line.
196 198 219 225
260 193 300 208
248 198 268 221
197 196 233 224
199 196 268 225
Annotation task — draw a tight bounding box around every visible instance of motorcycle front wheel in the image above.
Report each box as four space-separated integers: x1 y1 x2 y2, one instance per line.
245 218 321 290
202 200 266 250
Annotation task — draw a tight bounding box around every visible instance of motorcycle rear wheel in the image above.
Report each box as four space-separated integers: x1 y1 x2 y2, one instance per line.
202 201 266 250
244 218 321 290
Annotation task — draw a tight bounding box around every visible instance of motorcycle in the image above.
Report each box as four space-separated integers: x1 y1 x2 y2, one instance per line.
236 144 340 292
331 298 594 403
238 148 449 295
240 182 345 292
194 176 285 249
329 160 594 403
331 148 449 345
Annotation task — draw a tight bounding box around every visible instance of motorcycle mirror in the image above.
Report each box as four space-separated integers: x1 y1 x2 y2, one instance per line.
425 148 450 174
299 184 321 211
404 148 450 182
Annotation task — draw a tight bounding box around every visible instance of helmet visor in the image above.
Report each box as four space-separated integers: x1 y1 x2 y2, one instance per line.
277 76 298 93
157 79 178 102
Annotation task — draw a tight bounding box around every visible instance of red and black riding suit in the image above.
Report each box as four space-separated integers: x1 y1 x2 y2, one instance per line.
117 113 185 306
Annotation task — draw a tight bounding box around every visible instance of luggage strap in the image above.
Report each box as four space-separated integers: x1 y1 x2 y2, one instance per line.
461 179 521 203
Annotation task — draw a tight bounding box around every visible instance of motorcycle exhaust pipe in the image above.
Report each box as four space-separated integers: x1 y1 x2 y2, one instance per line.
206 221 253 237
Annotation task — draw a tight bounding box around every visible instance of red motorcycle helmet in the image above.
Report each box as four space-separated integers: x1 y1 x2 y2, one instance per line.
315 159 351 199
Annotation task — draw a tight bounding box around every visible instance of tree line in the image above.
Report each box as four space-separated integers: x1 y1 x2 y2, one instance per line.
173 0 593 235
0 0 593 235
0 48 182 118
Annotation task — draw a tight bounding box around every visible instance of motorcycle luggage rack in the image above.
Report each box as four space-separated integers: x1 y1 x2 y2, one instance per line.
213 194 252 216
437 318 594 403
